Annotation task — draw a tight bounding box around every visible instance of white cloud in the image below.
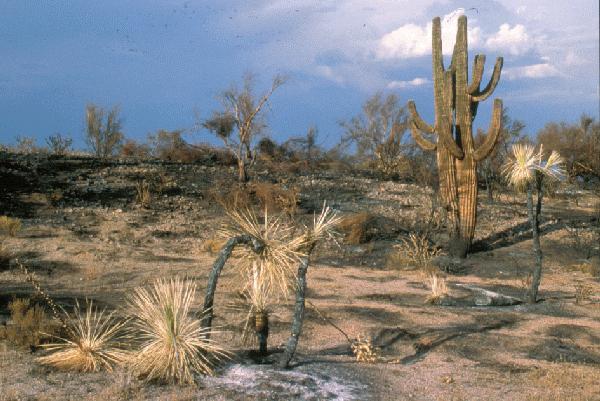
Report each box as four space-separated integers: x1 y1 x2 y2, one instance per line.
485 23 532 55
504 63 560 80
315 65 344 84
222 0 597 100
376 8 481 59
387 77 430 89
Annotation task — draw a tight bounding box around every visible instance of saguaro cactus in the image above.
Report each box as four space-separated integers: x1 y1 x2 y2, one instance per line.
408 15 503 257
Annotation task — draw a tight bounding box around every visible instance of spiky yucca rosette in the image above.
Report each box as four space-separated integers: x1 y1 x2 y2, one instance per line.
222 209 307 298
503 144 565 189
126 277 229 384
37 300 128 372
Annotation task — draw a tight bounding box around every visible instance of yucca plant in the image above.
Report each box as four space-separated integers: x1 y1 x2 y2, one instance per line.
221 209 306 356
127 277 230 384
15 259 128 372
223 209 306 298
503 144 564 303
37 299 128 372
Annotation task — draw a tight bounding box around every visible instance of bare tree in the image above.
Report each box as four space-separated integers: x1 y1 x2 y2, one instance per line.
203 74 286 182
85 104 124 159
339 92 408 178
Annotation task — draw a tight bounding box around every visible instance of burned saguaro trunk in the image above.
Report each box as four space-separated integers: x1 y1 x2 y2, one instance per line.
408 16 503 258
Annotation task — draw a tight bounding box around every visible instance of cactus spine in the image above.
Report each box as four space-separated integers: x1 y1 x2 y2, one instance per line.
408 16 503 257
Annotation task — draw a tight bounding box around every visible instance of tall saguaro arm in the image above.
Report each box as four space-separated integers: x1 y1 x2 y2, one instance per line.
471 57 503 101
407 101 437 151
473 99 503 161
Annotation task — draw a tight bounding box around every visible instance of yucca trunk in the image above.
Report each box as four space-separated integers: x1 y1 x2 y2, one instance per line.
254 311 269 356
279 256 309 368
201 235 263 334
408 15 503 258
527 177 544 303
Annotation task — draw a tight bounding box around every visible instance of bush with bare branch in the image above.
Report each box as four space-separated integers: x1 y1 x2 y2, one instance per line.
203 74 286 182
85 103 124 158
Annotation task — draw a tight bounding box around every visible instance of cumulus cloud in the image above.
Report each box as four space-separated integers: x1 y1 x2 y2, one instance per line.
376 9 481 59
387 77 430 89
485 23 532 55
315 65 345 84
504 63 560 80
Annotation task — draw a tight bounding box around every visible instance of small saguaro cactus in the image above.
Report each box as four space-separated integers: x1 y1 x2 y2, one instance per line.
408 15 503 257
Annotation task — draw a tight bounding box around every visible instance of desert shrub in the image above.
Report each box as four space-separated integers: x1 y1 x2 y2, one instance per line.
0 216 21 237
257 137 284 161
537 114 600 183
252 182 299 215
14 135 38 153
211 181 299 216
126 277 229 383
148 129 189 161
338 92 409 180
135 179 151 208
211 183 253 211
387 233 441 270
45 133 73 155
564 225 598 260
0 298 57 348
85 103 124 158
121 139 151 159
38 300 129 372
336 212 377 245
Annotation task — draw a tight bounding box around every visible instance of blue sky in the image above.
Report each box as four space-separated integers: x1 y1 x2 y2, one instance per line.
1 0 598 150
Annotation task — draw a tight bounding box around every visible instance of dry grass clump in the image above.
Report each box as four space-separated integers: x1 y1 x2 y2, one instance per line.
574 283 594 305
135 179 151 208
126 277 229 384
0 298 57 348
212 182 299 216
388 233 441 270
211 184 252 211
0 216 21 237
252 182 299 216
37 300 129 372
336 212 376 245
425 272 449 304
351 335 379 363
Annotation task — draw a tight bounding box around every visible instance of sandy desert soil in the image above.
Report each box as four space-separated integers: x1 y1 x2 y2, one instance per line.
0 153 599 401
